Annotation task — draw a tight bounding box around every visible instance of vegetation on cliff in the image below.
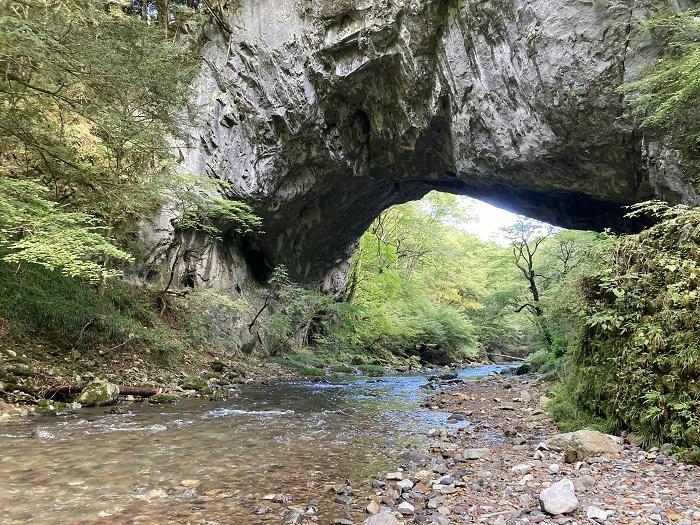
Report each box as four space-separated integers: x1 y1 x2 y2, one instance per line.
552 203 700 458
621 6 700 178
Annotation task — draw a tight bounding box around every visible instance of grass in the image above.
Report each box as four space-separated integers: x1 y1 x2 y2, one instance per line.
330 364 355 373
0 262 159 350
357 364 385 377
272 348 391 377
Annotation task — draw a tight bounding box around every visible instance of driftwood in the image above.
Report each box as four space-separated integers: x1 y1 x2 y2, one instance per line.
488 352 526 362
42 384 161 400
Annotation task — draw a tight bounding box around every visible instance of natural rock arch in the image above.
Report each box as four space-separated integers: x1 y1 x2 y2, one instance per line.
155 0 698 290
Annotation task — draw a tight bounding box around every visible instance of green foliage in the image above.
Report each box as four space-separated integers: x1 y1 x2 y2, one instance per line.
0 1 259 286
0 260 250 362
259 266 341 356
179 287 251 354
0 179 132 282
0 261 158 350
557 202 700 447
357 364 385 377
335 194 486 364
621 7 700 177
167 175 263 237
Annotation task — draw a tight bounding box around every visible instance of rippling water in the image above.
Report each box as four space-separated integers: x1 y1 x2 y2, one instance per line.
0 364 513 524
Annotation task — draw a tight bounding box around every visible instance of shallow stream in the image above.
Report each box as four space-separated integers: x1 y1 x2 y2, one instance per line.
0 364 513 524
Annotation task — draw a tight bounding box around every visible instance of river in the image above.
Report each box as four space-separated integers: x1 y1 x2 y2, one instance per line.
0 364 514 524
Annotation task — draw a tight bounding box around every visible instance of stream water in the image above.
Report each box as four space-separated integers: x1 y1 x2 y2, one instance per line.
0 364 513 524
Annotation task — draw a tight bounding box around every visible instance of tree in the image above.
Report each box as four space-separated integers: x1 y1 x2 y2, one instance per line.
0 0 198 283
0 178 132 282
504 217 554 318
620 7 700 177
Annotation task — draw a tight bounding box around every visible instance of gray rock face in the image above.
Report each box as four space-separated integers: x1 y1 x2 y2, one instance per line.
166 0 697 288
132 0 698 306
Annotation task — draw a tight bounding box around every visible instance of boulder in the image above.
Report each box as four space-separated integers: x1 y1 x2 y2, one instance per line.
362 512 399 525
546 429 622 461
77 379 119 407
539 478 579 515
147 393 180 404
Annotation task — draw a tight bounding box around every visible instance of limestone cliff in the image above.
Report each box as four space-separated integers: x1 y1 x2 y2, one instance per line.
135 0 698 297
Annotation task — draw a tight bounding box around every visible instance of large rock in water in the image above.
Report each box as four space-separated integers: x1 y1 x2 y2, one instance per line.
136 0 699 294
77 379 119 407
539 478 579 515
546 429 622 461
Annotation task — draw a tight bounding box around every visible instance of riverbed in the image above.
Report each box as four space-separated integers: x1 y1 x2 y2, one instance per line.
0 364 512 524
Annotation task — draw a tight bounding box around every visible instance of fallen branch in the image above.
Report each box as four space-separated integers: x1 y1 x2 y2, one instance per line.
42 384 161 400
488 352 526 362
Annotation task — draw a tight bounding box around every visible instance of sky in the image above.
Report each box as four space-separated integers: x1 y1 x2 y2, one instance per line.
458 196 521 244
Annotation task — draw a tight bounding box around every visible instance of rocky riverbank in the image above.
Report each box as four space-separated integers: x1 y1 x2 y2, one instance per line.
355 373 699 525
0 339 475 421
0 346 300 420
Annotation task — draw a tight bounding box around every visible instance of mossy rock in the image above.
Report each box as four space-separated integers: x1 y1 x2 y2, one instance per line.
210 361 225 373
180 377 208 391
296 366 325 377
199 386 226 400
36 399 68 415
77 378 119 407
147 393 180 405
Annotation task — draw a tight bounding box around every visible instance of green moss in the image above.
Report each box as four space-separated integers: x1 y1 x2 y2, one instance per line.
330 364 355 373
36 399 68 415
77 378 119 407
295 366 325 377
147 393 180 404
357 364 385 377
180 377 207 391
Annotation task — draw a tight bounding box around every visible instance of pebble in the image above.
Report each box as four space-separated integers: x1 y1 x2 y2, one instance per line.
511 464 532 475
397 501 415 515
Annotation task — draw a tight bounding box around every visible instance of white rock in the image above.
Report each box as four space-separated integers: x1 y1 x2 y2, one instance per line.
385 472 403 480
548 464 561 474
539 478 579 515
587 506 611 521
511 464 532 475
397 501 415 515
